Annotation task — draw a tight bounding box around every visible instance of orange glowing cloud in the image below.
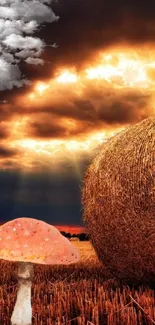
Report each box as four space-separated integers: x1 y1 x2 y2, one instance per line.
56 70 78 84
0 45 154 171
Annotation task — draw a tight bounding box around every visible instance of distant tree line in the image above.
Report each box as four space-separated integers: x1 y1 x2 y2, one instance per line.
60 231 90 241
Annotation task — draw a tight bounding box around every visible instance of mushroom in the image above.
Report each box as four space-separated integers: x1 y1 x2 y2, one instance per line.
0 217 80 325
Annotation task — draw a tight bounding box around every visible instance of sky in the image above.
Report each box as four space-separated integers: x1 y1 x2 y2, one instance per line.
0 0 154 231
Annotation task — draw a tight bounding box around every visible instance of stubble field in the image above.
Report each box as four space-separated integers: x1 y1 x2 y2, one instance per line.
0 240 155 325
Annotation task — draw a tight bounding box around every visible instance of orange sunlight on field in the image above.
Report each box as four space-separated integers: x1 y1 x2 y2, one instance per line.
55 224 86 234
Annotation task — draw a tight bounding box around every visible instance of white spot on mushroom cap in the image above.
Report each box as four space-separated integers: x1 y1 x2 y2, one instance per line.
10 249 21 257
44 237 49 241
24 230 30 236
13 227 16 231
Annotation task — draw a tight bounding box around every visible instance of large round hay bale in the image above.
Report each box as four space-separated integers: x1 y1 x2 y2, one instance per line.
82 116 155 284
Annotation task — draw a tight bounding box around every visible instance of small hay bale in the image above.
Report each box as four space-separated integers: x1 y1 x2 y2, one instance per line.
82 116 155 284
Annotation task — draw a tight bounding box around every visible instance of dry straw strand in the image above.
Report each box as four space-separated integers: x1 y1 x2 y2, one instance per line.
128 293 155 324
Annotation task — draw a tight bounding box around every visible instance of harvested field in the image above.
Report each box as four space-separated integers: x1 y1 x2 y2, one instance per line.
0 240 155 325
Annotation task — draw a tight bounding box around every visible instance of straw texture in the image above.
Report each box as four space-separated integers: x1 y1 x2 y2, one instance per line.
82 116 155 284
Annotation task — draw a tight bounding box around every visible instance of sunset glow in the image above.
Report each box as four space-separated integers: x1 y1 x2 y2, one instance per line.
1 46 155 170
0 0 155 229
0 222 86 234
29 49 155 93
35 83 50 95
56 70 78 83
55 225 86 234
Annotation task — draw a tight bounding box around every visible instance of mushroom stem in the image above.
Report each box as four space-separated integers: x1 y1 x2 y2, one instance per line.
11 262 34 325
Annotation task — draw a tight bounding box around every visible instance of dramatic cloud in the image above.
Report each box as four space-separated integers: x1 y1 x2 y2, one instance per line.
0 0 155 226
26 89 151 140
0 123 9 138
0 0 59 90
0 0 154 172
0 145 18 157
33 0 155 78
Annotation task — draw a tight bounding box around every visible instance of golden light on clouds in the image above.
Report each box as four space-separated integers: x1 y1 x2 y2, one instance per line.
35 83 50 95
28 47 155 99
85 50 151 88
4 125 126 172
2 46 155 170
56 70 78 84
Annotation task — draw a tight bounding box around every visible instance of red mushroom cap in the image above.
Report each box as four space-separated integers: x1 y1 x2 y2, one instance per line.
0 218 80 265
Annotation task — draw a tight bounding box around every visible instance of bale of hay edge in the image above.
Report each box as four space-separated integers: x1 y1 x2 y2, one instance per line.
82 116 155 284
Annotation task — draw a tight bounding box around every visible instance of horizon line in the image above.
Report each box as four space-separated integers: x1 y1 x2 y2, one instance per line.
0 221 87 234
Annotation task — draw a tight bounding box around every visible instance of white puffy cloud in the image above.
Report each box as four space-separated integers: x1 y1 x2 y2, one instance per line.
15 49 43 59
0 57 30 90
0 19 38 39
25 57 44 65
0 0 59 91
2 34 44 50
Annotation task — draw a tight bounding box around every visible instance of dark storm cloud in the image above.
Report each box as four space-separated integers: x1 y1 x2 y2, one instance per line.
0 78 153 139
1 0 154 88
0 159 89 199
29 120 77 138
0 102 20 121
1 0 154 227
28 109 95 139
96 92 152 124
0 145 18 158
0 160 90 225
0 84 31 103
0 202 83 226
25 89 152 139
24 0 155 80
2 0 155 116
0 125 9 139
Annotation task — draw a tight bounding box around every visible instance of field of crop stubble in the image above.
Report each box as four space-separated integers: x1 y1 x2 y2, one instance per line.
0 240 155 325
